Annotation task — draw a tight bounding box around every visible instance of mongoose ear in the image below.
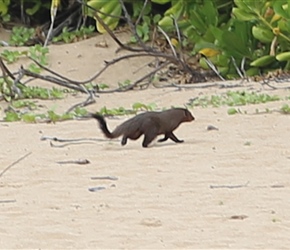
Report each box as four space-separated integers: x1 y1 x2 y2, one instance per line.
184 109 190 117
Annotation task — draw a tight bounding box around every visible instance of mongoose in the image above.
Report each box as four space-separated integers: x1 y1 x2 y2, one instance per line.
91 108 194 148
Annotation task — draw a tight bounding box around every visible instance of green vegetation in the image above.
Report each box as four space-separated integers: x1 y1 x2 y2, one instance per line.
85 0 290 77
98 102 157 116
19 86 65 99
0 84 66 106
280 104 290 114
9 26 35 46
188 91 281 108
0 50 27 64
52 25 95 43
118 79 132 89
1 0 290 123
3 101 158 123
4 106 88 123
2 1 290 77
0 44 49 74
187 90 290 116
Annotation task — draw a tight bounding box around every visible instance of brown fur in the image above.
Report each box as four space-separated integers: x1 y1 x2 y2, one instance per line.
91 108 194 148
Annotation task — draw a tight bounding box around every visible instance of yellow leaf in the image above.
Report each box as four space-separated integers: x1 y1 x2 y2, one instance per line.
171 38 179 47
271 14 281 23
199 48 220 57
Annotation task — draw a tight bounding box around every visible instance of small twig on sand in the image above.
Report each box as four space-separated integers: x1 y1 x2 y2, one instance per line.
66 92 96 113
41 135 104 142
40 135 108 148
210 181 249 189
0 152 32 178
0 199 17 203
91 176 118 181
88 186 106 192
57 159 90 165
50 141 96 148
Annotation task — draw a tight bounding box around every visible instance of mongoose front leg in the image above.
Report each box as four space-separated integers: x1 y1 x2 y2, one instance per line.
158 134 169 142
168 132 184 143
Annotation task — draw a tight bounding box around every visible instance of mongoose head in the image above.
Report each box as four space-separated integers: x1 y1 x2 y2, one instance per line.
182 108 195 122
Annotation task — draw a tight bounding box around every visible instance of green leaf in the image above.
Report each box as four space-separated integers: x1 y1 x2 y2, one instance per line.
47 110 60 123
132 102 150 111
132 1 151 17
22 113 37 123
189 10 207 33
227 108 239 115
273 0 290 19
201 0 218 27
250 55 276 67
252 25 274 43
221 30 251 58
153 14 161 24
281 104 290 114
151 0 170 4
4 111 20 122
0 0 9 15
232 8 257 21
276 51 290 61
73 107 88 116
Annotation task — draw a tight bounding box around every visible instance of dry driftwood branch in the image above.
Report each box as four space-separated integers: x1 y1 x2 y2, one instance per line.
25 52 185 92
0 57 16 80
2 1 290 107
97 60 171 93
66 93 96 113
0 59 97 111
19 67 90 93
0 0 219 112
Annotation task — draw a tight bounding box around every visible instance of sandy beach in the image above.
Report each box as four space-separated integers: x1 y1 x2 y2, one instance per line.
0 33 290 249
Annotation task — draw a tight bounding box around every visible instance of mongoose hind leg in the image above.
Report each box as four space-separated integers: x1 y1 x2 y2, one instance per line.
121 136 128 145
142 134 157 147
142 128 158 148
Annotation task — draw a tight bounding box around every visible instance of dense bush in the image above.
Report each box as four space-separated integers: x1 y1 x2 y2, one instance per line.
1 0 290 78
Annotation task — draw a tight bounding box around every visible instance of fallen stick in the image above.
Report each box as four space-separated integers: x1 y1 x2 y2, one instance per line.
0 152 32 178
50 141 95 148
91 176 118 181
41 135 105 142
88 186 106 192
0 199 16 203
210 181 249 189
57 159 90 165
